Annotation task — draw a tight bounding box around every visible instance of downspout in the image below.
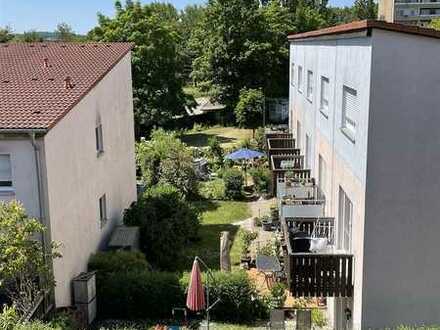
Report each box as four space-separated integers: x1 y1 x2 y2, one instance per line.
29 132 48 252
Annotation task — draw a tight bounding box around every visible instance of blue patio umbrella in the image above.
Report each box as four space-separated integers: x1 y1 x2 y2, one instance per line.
225 148 264 160
225 148 265 186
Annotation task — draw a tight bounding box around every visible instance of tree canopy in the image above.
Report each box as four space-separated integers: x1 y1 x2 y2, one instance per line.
88 1 195 137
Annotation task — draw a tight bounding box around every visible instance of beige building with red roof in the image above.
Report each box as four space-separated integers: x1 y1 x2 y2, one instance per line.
0 42 137 307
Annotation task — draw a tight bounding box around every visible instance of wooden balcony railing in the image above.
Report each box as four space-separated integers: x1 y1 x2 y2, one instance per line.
287 253 354 298
271 154 304 171
265 132 293 140
267 138 296 150
282 218 354 298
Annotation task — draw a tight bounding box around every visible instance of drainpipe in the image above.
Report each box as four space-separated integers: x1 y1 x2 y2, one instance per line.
29 132 48 252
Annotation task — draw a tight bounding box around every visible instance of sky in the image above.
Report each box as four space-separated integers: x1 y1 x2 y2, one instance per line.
0 0 353 35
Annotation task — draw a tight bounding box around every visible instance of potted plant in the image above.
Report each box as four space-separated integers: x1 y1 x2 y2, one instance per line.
239 230 258 267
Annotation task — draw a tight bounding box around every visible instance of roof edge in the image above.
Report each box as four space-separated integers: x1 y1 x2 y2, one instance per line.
288 20 440 41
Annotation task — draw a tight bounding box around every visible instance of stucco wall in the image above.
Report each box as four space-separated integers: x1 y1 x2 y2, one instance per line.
0 138 41 218
42 52 137 307
289 36 372 329
362 29 440 328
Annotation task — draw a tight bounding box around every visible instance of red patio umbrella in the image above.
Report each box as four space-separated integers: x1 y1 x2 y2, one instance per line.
186 258 206 312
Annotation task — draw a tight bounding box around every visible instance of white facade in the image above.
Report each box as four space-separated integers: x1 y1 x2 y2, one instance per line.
289 27 440 329
0 52 137 307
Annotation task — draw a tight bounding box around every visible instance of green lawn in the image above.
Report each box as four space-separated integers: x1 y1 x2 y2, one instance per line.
183 200 251 271
181 126 253 149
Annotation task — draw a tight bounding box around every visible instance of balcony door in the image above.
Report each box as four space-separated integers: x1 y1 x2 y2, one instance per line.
338 186 353 252
296 121 302 150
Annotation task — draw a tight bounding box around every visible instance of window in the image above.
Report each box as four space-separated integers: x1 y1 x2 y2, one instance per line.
95 122 104 154
338 187 353 252
290 63 295 86
318 155 327 196
305 134 311 169
320 76 329 117
0 155 12 188
99 194 107 227
296 121 302 150
341 85 358 142
306 70 313 101
298 66 303 92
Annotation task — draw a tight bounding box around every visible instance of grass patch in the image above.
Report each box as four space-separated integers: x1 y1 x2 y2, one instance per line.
182 201 251 271
181 126 253 149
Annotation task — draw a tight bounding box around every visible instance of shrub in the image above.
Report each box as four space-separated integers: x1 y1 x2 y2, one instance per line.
198 179 226 200
136 129 197 199
250 167 271 194
223 168 244 200
268 283 287 309
123 184 200 270
238 229 258 256
0 305 19 330
311 308 327 327
88 251 149 276
254 127 265 151
181 271 268 323
208 136 224 163
95 270 184 320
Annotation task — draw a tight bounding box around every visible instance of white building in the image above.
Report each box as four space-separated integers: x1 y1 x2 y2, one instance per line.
379 0 440 27
288 20 440 329
0 43 137 307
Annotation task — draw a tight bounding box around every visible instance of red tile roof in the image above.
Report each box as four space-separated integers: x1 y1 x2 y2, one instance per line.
288 20 440 41
0 42 133 131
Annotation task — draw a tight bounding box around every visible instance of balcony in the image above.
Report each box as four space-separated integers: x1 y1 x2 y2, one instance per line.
278 179 325 218
282 217 354 298
267 137 296 159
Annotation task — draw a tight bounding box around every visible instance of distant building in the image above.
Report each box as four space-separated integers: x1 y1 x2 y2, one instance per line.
0 43 137 307
287 20 440 329
379 0 440 26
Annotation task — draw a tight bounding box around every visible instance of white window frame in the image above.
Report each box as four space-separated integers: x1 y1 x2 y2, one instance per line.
338 187 353 252
0 154 13 191
306 70 313 101
341 85 358 143
320 76 329 118
298 65 303 93
96 122 104 155
99 194 108 227
296 121 302 151
291 63 295 86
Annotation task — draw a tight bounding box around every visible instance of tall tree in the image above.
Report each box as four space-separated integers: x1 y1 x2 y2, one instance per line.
235 88 265 137
353 0 378 19
0 26 13 43
88 1 195 137
294 1 326 33
179 5 206 83
55 22 75 41
324 6 356 25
